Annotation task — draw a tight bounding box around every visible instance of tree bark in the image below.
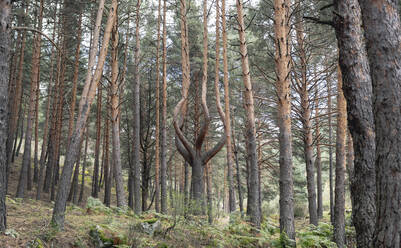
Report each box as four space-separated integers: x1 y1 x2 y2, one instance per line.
334 66 347 248
333 0 376 246
0 0 11 232
357 1 401 246
274 0 295 239
236 0 260 228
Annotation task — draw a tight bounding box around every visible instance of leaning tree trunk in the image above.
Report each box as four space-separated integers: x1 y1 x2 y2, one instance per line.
334 66 347 248
52 0 116 229
333 0 376 246
357 1 401 246
0 0 11 232
274 0 295 240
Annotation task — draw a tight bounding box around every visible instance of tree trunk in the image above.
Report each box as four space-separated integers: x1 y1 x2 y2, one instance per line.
333 0 376 246
232 125 244 216
92 84 102 198
274 0 295 240
334 66 347 248
357 1 401 246
160 0 168 214
314 89 323 219
236 0 260 228
294 1 317 226
133 0 142 214
79 127 89 204
103 95 111 206
0 0 12 232
327 73 334 225
154 0 162 213
52 0 117 229
221 0 235 213
110 17 126 207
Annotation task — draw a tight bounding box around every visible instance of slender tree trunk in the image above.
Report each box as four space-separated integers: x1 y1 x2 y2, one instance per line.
357 1 401 246
294 2 317 226
160 0 168 214
111 16 126 207
79 127 89 204
327 73 334 225
334 66 347 248
232 124 244 216
221 0 235 213
333 0 376 246
132 0 142 214
103 95 111 206
274 0 295 240
36 19 56 199
236 0 260 228
154 0 162 213
92 85 102 198
52 0 117 229
314 89 323 219
0 0 12 232
33 0 45 184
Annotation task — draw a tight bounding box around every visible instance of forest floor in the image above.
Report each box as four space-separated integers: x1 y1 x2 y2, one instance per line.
2 156 353 248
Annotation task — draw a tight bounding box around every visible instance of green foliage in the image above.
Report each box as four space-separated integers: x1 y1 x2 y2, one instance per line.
297 223 337 248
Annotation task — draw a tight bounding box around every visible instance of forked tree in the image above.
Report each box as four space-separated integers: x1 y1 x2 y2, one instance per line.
173 0 226 211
